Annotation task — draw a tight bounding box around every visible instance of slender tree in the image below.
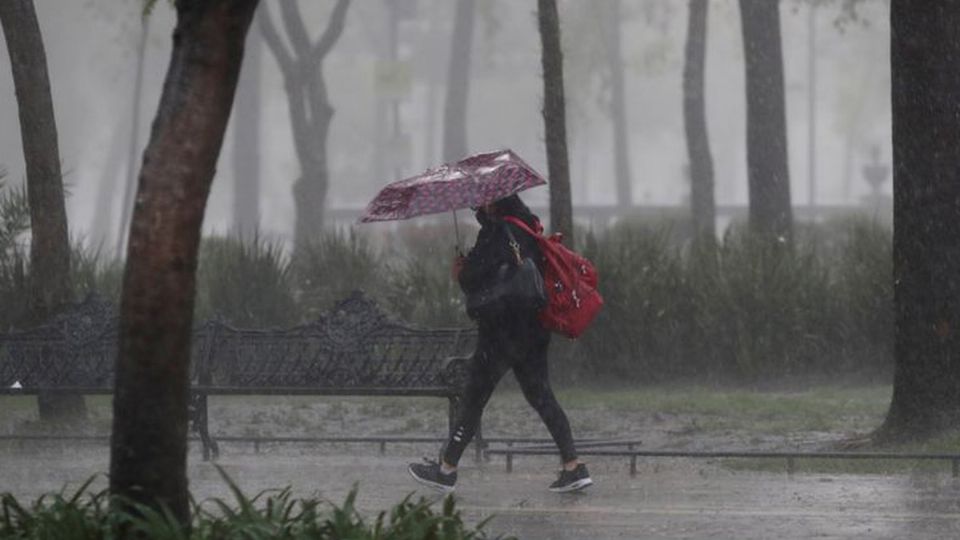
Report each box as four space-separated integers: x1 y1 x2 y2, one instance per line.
606 0 632 209
0 0 82 420
538 0 573 245
115 14 149 258
442 0 475 162
739 0 792 242
683 0 715 240
876 1 960 443
259 0 350 253
89 123 127 251
411 0 446 168
110 0 258 523
232 11 262 237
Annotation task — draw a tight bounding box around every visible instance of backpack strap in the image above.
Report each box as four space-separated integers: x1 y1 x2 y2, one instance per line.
500 220 524 265
501 215 542 238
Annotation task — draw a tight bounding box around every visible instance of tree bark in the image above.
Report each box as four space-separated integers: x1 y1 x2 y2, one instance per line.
442 0 475 162
684 0 715 240
738 0 792 242
607 0 632 209
876 1 960 443
259 0 350 254
109 0 258 524
538 0 574 245
232 13 262 238
0 0 82 420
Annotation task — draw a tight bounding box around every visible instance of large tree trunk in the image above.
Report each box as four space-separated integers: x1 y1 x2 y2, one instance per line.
259 0 350 254
684 0 715 240
537 0 573 245
442 0 475 162
876 1 960 443
232 15 262 237
0 0 82 421
607 0 632 210
109 0 258 524
739 0 792 242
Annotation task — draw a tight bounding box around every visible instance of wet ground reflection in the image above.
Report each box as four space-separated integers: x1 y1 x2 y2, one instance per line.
4 443 960 539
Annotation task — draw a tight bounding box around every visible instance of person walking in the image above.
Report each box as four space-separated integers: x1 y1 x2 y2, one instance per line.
408 194 592 493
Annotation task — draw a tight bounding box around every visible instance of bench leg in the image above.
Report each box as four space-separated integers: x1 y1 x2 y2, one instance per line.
190 392 219 461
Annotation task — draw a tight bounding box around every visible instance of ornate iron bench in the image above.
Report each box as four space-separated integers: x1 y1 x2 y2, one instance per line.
0 292 476 460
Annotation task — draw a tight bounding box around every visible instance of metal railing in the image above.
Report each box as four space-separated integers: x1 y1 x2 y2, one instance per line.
484 446 960 477
0 433 598 462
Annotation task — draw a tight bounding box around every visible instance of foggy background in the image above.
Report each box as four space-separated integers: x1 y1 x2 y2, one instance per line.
0 0 890 254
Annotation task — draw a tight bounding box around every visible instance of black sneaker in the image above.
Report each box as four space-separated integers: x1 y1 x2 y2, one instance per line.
549 463 593 493
408 459 457 493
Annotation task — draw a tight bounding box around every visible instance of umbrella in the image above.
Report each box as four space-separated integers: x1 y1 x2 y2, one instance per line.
359 149 547 251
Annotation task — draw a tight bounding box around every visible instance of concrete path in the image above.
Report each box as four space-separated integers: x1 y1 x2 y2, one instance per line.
4 443 960 539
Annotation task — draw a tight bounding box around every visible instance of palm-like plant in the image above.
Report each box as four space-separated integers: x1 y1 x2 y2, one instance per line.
0 172 31 330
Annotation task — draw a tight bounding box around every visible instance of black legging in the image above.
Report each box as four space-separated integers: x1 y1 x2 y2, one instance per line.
442 312 578 466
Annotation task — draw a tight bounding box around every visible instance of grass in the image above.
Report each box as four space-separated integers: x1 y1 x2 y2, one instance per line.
0 396 37 413
1 386 892 435
551 384 891 434
722 431 960 476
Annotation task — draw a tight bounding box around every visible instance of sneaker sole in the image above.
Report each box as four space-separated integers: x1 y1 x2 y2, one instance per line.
408 465 455 493
549 477 593 493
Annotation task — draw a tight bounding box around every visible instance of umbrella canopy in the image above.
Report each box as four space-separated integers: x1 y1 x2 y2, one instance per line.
358 149 547 223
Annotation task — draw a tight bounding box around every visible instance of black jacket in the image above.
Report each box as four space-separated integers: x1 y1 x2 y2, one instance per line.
458 209 543 320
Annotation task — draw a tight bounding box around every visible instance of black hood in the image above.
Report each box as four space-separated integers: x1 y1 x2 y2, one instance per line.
475 194 540 229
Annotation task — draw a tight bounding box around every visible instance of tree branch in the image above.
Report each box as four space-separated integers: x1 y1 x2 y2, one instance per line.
312 0 351 62
258 4 294 76
279 0 311 59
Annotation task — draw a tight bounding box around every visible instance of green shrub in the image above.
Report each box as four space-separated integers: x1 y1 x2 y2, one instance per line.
705 225 836 380
0 177 123 329
71 244 123 305
0 178 30 331
577 223 687 382
0 470 510 540
0 203 893 385
823 217 894 377
381 224 472 328
292 229 384 322
195 235 298 327
573 218 893 385
0 476 110 540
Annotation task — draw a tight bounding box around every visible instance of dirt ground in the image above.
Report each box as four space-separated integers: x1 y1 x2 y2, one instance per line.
4 388 960 539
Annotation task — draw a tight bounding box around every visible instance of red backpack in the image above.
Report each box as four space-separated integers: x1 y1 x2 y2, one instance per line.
503 216 604 338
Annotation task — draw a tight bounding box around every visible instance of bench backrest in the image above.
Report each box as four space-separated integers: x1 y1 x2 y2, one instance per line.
0 295 118 389
200 295 475 389
0 293 476 393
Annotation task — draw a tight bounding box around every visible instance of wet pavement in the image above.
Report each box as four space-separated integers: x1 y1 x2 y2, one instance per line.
4 442 960 539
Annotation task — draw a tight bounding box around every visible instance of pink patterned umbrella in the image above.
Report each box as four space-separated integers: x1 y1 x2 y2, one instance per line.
358 149 547 224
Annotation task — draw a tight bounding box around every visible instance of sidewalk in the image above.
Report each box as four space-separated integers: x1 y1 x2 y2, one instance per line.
4 444 960 539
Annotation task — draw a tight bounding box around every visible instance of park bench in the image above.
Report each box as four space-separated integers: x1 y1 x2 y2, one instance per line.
0 292 477 460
